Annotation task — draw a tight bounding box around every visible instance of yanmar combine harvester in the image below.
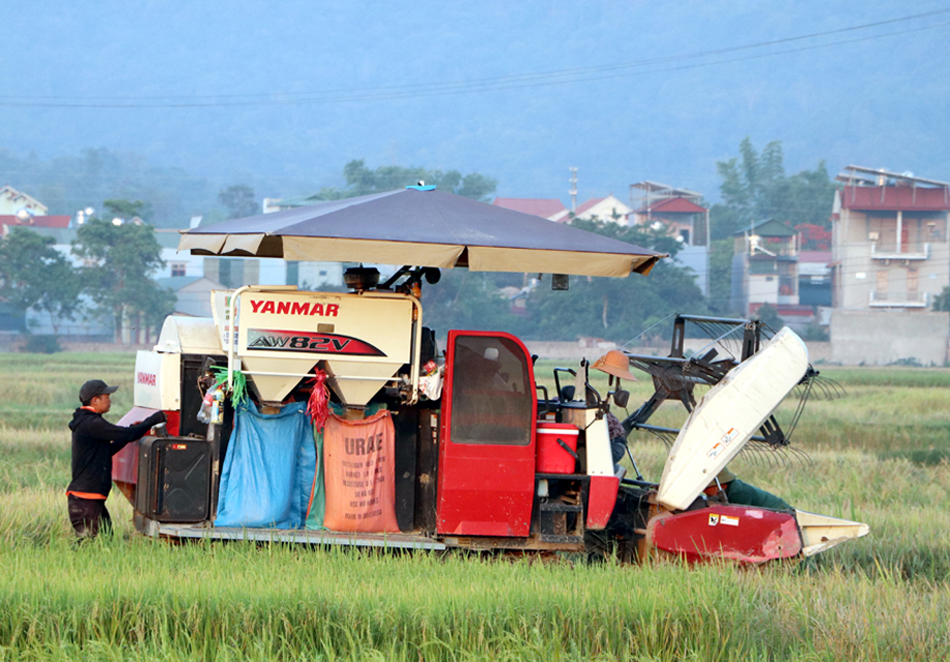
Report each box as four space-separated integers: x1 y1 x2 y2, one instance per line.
112 187 868 563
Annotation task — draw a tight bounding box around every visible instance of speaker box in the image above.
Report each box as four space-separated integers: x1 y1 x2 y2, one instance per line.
136 437 212 522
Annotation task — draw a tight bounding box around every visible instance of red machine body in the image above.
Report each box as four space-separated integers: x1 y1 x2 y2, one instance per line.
120 297 868 563
647 505 802 564
437 331 538 537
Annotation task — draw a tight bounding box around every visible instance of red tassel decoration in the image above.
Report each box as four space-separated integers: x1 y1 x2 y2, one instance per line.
307 368 331 432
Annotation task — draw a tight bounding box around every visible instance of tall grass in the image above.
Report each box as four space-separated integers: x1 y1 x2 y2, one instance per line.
2 353 950 660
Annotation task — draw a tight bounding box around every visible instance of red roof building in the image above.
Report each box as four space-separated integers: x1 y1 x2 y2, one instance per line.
640 196 708 215
629 182 709 248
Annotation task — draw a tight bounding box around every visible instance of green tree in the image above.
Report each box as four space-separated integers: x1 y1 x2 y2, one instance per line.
218 185 258 219
103 198 152 222
707 238 735 315
513 217 706 342
569 217 684 258
710 138 838 240
417 215 707 342
0 227 81 336
320 160 498 201
72 218 175 343
933 286 950 312
753 302 785 331
421 269 526 335
523 260 706 341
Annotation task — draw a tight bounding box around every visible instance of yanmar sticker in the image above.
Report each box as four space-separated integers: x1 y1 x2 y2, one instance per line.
249 299 339 317
136 371 157 386
246 329 385 356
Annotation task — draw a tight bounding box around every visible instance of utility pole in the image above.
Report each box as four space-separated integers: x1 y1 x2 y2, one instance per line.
569 167 578 213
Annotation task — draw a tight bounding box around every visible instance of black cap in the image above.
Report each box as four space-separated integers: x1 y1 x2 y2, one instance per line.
79 379 119 405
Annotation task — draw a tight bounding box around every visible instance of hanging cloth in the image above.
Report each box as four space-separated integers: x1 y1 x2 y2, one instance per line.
215 401 316 529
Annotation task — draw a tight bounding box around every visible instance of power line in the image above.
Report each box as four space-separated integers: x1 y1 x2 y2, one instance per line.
2 11 949 109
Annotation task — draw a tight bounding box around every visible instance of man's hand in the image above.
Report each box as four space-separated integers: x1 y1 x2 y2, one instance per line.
146 411 167 427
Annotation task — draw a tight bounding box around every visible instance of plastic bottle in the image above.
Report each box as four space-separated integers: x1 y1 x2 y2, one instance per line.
197 389 214 424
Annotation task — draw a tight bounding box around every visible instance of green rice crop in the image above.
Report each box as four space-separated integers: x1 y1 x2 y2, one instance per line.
1 352 949 660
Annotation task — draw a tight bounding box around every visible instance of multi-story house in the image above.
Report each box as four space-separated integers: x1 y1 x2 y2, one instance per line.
629 181 710 296
829 165 950 364
730 219 800 317
832 166 950 310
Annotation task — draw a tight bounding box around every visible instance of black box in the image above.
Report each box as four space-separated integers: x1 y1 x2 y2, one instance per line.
136 437 212 523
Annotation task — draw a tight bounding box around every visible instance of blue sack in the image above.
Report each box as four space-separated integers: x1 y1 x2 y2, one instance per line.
215 401 316 529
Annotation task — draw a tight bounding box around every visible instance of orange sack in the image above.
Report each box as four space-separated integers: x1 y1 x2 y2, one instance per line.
322 410 400 533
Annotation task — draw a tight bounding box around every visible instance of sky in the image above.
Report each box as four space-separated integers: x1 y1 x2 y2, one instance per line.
3 0 950 208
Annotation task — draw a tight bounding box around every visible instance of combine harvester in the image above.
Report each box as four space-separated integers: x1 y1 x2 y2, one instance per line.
113 186 867 563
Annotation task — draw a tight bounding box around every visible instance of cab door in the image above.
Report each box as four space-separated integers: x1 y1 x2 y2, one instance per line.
436 331 537 537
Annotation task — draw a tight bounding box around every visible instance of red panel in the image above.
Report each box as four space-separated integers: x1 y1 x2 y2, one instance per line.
586 475 619 530
841 186 950 211
648 505 802 564
164 410 181 437
0 214 71 228
536 423 578 474
437 331 537 537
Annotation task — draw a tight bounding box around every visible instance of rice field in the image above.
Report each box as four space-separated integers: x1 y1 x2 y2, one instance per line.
1 353 949 661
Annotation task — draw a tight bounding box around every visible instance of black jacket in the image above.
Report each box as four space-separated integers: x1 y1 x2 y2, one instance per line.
67 408 164 497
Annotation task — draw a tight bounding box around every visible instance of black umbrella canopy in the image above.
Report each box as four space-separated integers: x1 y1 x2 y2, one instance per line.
180 187 665 278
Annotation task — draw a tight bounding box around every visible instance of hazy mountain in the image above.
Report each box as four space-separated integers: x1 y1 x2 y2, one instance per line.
2 0 948 219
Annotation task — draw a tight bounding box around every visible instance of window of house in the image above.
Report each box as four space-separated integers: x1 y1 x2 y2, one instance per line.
171 262 187 277
926 220 945 241
679 229 690 245
876 270 889 300
907 267 919 294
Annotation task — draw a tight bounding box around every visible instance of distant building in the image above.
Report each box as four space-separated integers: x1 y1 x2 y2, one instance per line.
492 198 569 222
0 185 49 215
629 181 710 296
831 166 950 311
829 165 950 365
155 276 224 318
731 219 802 318
797 251 832 308
569 195 632 225
0 185 71 231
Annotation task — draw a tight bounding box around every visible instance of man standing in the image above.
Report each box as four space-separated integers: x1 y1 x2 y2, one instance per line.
67 379 165 539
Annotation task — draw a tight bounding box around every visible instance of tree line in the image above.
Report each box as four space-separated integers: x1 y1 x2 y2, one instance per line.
0 203 174 345
0 140 843 347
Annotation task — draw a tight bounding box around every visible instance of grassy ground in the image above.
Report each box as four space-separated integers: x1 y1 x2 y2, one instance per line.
1 354 949 660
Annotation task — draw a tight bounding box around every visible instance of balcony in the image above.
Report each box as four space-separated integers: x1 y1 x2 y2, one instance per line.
870 242 931 261
868 291 930 308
